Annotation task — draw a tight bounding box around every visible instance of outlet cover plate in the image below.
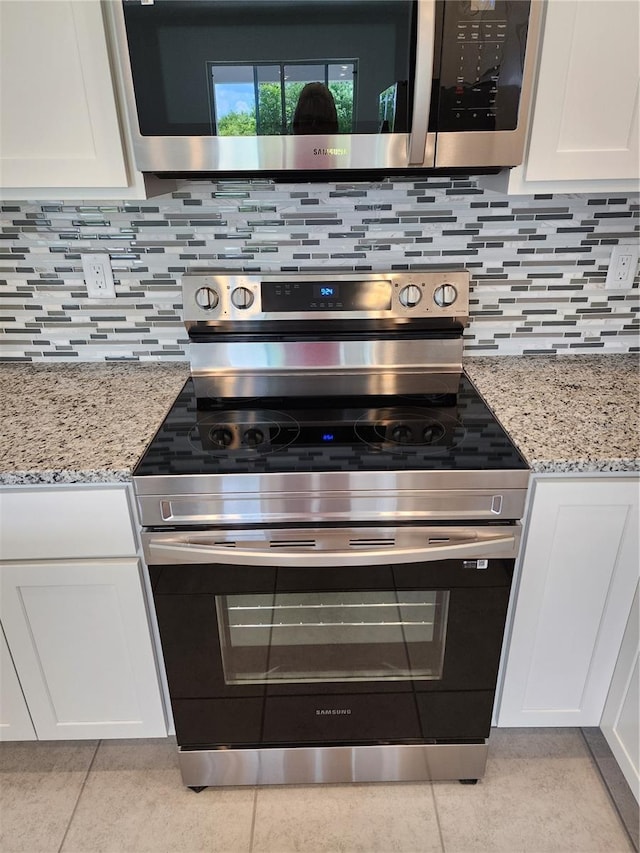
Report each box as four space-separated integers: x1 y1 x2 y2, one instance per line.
81 253 116 299
605 244 639 290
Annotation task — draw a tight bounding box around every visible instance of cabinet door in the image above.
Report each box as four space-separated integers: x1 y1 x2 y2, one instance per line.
498 477 639 727
522 0 639 183
601 580 639 803
0 559 166 740
0 0 129 189
0 624 36 741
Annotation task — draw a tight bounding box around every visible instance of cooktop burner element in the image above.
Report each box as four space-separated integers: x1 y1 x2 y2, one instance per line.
185 403 465 457
190 410 301 455
355 407 463 451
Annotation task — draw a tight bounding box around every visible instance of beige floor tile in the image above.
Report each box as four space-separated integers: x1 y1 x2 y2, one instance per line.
251 782 443 853
60 738 255 853
0 740 98 853
432 728 634 853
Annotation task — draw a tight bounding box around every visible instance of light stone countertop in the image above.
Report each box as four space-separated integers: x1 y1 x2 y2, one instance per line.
464 354 639 473
0 355 638 485
0 362 189 485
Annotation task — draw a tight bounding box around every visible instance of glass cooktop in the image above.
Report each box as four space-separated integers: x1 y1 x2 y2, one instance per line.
133 374 528 477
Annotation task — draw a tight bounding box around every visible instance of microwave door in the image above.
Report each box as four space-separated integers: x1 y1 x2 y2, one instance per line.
109 0 439 175
407 0 437 167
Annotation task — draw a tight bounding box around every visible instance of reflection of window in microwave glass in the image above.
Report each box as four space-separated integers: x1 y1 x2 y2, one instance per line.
216 590 450 685
209 61 356 136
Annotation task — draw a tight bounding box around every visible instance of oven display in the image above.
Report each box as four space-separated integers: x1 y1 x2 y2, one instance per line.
314 284 338 299
261 279 392 312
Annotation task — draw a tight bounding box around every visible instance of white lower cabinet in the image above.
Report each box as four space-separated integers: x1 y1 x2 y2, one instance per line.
601 580 640 803
0 625 36 741
498 475 639 727
0 485 167 741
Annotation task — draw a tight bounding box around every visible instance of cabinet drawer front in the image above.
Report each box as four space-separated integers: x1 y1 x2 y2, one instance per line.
0 487 136 560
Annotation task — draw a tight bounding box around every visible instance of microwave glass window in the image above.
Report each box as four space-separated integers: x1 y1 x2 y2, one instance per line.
216 590 450 685
123 0 415 137
209 62 356 137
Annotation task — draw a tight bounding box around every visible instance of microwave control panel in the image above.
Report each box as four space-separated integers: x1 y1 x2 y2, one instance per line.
438 0 531 132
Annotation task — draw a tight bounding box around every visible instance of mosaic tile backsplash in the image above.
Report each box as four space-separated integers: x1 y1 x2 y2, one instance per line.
1 176 638 361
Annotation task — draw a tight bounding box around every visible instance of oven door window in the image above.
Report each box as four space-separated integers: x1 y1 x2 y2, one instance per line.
216 590 449 685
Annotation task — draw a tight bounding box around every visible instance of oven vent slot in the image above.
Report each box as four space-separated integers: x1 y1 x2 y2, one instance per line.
428 537 451 544
270 539 316 549
349 538 395 548
204 539 237 548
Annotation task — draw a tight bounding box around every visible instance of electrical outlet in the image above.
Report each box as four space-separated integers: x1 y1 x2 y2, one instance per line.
605 244 639 290
81 253 116 299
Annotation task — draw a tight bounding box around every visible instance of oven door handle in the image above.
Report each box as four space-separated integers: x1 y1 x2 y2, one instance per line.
147 531 517 566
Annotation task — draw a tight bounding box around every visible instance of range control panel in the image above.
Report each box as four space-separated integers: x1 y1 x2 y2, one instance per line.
183 271 470 324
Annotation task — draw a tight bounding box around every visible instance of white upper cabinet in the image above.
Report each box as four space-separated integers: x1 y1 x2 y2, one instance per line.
0 0 147 199
507 0 640 193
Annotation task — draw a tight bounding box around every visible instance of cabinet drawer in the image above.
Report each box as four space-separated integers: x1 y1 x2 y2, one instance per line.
0 486 137 560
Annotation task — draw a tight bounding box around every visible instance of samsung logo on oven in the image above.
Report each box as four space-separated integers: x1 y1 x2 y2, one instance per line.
313 147 348 157
316 708 352 716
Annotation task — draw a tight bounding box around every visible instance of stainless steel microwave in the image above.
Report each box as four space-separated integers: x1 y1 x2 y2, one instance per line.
106 0 543 178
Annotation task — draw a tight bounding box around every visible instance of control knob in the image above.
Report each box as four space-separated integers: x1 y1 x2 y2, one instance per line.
398 284 422 308
194 286 219 310
434 283 458 307
231 286 255 309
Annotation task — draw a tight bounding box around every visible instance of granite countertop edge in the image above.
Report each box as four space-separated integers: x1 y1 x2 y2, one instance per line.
0 469 133 487
3 459 639 488
528 459 640 475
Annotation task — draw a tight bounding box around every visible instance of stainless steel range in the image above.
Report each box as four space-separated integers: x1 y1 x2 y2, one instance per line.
133 270 529 789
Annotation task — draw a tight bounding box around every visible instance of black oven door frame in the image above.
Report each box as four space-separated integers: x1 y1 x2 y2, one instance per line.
147 533 515 749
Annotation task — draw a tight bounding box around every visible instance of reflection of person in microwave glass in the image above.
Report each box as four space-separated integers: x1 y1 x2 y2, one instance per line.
292 83 339 134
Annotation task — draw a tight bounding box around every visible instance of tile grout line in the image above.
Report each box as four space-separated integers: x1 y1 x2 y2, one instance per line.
56 739 101 853
429 782 447 853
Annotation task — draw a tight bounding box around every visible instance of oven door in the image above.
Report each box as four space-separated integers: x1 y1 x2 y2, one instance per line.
144 524 519 749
